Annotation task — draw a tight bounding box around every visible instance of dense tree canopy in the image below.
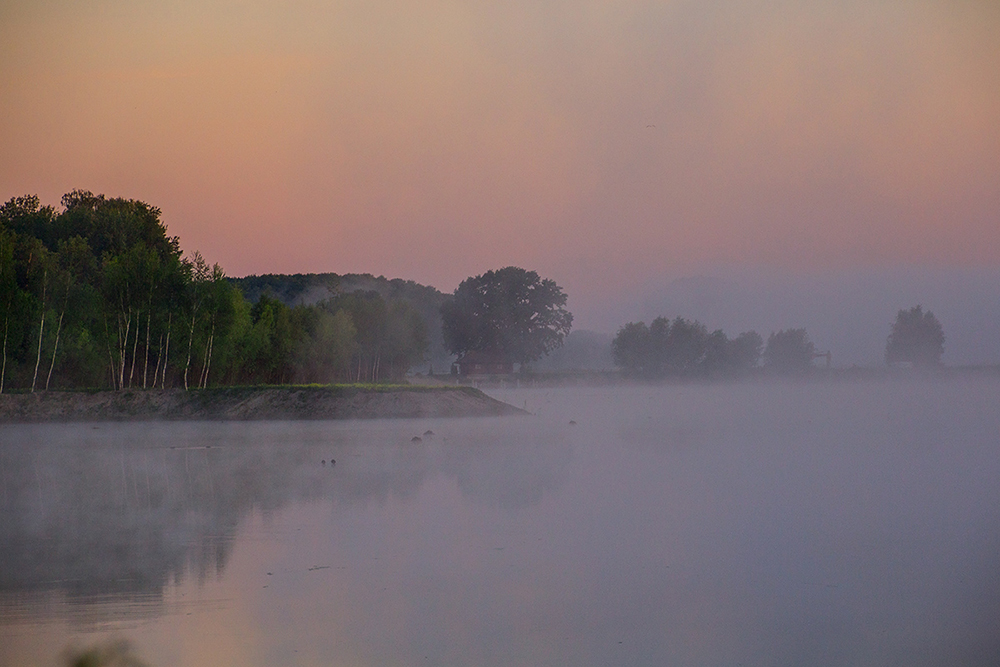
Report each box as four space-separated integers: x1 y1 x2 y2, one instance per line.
763 328 816 374
885 305 944 366
441 267 572 364
230 272 451 372
0 193 428 391
611 316 762 378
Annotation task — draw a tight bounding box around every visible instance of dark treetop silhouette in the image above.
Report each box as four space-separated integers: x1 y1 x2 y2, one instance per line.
612 316 763 378
441 267 573 366
885 305 945 367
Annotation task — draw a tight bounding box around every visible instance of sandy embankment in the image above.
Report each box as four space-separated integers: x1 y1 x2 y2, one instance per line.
0 386 524 423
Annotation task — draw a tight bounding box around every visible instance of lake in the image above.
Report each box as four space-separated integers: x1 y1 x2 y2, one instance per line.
2 379 999 666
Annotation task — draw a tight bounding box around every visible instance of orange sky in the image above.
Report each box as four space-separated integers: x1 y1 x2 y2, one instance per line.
2 0 999 323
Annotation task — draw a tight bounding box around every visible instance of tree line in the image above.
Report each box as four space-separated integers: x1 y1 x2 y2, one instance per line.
231 271 453 372
0 192 427 391
612 305 946 378
612 318 767 378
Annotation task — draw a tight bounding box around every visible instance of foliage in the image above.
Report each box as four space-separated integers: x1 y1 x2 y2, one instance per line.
0 193 430 391
230 272 451 371
611 321 650 373
612 316 761 378
885 305 944 366
441 266 572 364
763 328 815 374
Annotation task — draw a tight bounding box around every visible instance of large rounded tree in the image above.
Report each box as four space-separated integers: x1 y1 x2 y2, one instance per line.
885 305 944 366
441 267 572 364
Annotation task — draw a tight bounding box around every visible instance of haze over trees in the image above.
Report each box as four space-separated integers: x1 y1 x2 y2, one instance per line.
763 328 817 374
230 272 450 372
441 267 573 365
611 316 763 378
0 192 428 390
885 305 945 367
532 330 615 371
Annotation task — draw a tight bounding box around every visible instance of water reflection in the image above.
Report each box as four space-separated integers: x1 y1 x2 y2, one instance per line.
0 418 572 628
2 381 1000 666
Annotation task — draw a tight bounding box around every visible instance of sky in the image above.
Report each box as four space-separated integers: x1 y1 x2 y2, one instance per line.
2 0 999 358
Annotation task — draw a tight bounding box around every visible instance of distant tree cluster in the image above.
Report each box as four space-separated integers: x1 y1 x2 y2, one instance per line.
231 271 452 372
885 305 944 367
612 305 948 379
611 317 764 378
237 291 427 385
763 328 817 374
0 192 427 391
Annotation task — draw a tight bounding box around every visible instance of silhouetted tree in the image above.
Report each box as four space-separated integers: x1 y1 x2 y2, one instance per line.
441 267 572 365
662 317 709 375
764 328 815 374
730 331 764 372
612 321 651 374
885 305 944 367
612 316 762 378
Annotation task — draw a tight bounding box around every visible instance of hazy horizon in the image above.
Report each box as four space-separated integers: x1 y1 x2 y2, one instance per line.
228 264 1000 368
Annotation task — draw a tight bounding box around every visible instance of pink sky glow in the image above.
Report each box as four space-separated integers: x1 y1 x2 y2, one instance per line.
2 0 999 330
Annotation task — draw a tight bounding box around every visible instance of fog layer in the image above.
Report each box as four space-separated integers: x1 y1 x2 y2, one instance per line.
3 379 1000 665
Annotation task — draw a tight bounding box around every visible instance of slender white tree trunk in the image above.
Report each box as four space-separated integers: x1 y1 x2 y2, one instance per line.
104 318 118 390
199 328 211 388
31 313 45 392
184 309 197 390
161 312 171 389
200 322 215 388
1 311 8 393
128 309 140 388
143 308 152 388
119 313 131 390
152 333 163 391
44 309 65 390
30 271 47 393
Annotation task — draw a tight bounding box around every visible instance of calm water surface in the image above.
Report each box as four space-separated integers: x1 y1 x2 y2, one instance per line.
2 380 999 666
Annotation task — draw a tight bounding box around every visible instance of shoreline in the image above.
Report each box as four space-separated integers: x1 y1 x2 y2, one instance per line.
410 364 1000 389
0 385 525 423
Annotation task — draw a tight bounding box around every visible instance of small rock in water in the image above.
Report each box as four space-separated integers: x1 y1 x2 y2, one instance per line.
569 420 577 425
423 429 435 437
411 436 423 442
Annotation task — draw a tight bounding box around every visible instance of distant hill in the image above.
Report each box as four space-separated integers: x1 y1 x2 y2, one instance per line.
230 273 453 372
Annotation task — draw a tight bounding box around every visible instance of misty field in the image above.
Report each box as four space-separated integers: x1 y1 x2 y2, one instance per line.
2 377 999 666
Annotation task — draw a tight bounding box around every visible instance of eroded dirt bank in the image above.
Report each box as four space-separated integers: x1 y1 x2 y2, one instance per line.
0 386 524 423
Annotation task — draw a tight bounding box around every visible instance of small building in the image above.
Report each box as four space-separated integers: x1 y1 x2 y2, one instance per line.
453 351 514 376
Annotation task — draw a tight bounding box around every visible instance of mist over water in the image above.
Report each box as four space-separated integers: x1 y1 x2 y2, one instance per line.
2 379 1000 666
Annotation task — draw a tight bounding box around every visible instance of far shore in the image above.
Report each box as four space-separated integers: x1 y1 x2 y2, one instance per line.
413 363 1000 387
0 385 525 424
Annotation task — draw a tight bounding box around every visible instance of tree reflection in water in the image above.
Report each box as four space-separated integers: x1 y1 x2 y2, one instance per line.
0 419 572 624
